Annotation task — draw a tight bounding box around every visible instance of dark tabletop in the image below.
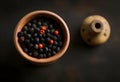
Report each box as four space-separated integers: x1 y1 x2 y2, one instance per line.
0 0 120 82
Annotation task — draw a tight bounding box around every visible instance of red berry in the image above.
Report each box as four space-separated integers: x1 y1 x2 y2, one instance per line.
49 39 54 44
54 30 59 35
41 26 47 30
38 43 43 49
40 30 45 34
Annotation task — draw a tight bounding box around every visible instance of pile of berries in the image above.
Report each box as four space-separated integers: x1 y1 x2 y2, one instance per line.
17 17 64 58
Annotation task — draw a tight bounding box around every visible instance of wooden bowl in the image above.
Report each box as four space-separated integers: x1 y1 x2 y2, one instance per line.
14 10 70 65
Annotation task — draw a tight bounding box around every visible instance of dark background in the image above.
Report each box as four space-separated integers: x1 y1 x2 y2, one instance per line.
0 0 120 82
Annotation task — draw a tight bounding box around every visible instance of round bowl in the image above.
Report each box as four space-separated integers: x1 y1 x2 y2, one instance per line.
14 10 70 65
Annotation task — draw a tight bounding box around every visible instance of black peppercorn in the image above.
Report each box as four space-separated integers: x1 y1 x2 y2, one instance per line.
17 17 64 58
33 51 39 57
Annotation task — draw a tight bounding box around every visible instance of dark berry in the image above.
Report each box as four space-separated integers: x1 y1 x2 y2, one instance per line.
35 38 39 43
29 52 32 56
18 36 25 43
42 34 46 38
52 36 57 40
23 31 27 35
46 33 51 37
57 34 62 40
48 53 52 57
48 44 52 48
44 47 48 52
29 28 34 34
34 28 40 32
33 33 38 37
38 21 42 26
56 47 60 52
27 22 32 26
49 24 53 29
38 54 44 58
33 51 39 57
46 29 50 33
25 34 31 38
41 38 45 43
54 41 58 45
39 34 42 37
28 43 34 48
33 19 37 23
43 22 48 26
43 54 47 58
46 37 50 42
39 48 43 53
17 32 23 37
25 39 30 44
23 48 28 53
58 41 63 47
22 26 28 31
51 29 54 33
31 38 34 42
52 45 56 49
32 24 37 28
48 48 51 52
52 51 56 55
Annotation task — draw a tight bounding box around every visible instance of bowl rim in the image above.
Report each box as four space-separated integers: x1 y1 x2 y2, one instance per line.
14 10 70 64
